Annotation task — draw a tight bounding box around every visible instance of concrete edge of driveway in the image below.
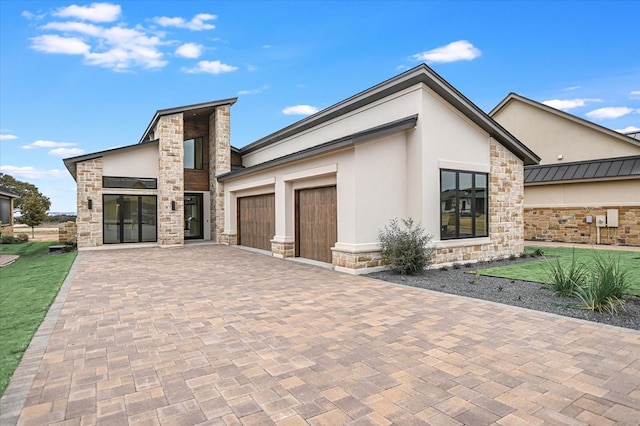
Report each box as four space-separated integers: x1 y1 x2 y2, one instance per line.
0 252 82 426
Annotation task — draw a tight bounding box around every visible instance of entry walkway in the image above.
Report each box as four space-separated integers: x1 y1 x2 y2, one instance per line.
2 245 639 425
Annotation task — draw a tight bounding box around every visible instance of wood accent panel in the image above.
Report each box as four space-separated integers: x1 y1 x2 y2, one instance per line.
296 186 337 263
184 116 209 191
237 194 275 251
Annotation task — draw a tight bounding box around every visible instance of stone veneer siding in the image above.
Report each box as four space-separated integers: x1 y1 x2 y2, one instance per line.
332 250 385 271
212 106 232 242
76 158 103 248
58 221 77 243
435 140 525 264
272 241 295 258
525 206 639 246
157 113 184 245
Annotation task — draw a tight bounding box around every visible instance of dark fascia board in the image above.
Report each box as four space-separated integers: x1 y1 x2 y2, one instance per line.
63 140 159 181
218 115 418 182
138 98 238 144
490 93 640 149
0 186 20 198
524 154 640 184
240 64 540 166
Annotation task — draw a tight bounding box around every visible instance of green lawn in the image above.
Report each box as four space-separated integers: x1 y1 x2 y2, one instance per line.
479 246 640 295
0 242 77 397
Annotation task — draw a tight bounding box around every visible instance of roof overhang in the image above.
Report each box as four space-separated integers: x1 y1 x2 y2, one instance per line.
138 98 238 144
524 155 640 185
218 114 419 182
240 64 540 166
0 187 20 198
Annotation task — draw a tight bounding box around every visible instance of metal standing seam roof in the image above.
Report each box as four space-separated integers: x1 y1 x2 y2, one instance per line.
524 155 640 184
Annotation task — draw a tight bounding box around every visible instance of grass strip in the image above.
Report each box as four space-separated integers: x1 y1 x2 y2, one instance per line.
0 242 77 397
479 246 640 296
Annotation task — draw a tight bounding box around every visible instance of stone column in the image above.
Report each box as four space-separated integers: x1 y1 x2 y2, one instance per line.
76 158 103 248
210 105 232 242
157 113 184 245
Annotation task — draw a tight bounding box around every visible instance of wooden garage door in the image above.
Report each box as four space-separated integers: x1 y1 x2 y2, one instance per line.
296 186 337 263
237 194 275 251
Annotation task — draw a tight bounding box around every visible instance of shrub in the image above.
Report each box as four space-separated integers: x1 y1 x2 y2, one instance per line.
533 248 545 257
16 233 29 242
378 218 434 275
545 250 588 297
574 254 630 313
1 236 23 244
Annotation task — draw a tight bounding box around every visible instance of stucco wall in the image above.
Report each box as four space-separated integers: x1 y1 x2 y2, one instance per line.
492 100 640 165
525 179 640 207
102 144 159 178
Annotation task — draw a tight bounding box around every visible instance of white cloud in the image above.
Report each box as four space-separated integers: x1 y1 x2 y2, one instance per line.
22 140 76 149
154 13 217 30
43 21 103 36
542 98 601 110
0 134 18 141
31 23 167 70
283 105 319 115
22 10 46 20
175 42 203 58
586 107 636 120
563 86 581 91
412 40 481 64
30 34 91 54
183 60 237 74
262 44 272 49
238 84 269 95
54 2 121 22
631 91 640 97
0 165 63 180
615 126 640 133
49 147 85 157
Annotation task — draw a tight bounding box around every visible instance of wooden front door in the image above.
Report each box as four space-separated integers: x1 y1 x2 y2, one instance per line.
296 186 337 263
237 194 275 251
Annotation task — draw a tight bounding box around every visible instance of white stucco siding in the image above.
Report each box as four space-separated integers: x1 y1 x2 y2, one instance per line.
525 179 640 207
102 144 159 178
242 85 423 167
418 87 491 240
493 101 640 165
352 133 408 246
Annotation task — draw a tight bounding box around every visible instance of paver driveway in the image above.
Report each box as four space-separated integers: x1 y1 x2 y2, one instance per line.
2 245 640 425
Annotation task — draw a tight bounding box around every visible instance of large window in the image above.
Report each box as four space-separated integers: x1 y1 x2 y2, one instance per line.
103 176 157 189
0 197 11 225
103 195 157 243
184 137 203 170
441 170 488 240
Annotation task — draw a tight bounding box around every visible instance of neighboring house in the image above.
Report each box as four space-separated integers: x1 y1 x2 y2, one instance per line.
0 186 19 237
64 64 539 273
490 93 640 246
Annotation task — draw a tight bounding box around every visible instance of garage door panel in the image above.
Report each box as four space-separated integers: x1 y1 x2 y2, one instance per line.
297 186 337 263
238 194 275 251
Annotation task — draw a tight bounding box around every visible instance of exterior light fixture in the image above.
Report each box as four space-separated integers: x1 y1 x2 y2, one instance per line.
171 201 176 211
88 199 93 210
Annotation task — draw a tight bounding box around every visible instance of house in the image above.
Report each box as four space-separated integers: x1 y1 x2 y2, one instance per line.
0 186 19 237
490 93 640 246
64 64 539 273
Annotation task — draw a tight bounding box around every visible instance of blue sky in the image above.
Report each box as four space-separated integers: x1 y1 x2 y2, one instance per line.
1 1 639 213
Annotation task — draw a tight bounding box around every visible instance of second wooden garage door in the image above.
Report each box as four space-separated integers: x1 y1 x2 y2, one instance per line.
296 186 337 263
237 193 275 251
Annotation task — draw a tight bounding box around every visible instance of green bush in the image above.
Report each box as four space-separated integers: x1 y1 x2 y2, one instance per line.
574 254 630 313
378 218 434 275
544 250 588 296
0 236 23 244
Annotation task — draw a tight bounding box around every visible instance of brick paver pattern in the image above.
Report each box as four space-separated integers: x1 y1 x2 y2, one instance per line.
4 245 640 425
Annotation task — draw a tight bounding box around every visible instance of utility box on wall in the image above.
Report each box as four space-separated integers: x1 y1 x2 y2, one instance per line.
606 209 619 227
596 215 606 227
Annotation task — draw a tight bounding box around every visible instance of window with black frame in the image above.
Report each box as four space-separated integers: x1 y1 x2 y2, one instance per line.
184 137 203 170
440 169 488 239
